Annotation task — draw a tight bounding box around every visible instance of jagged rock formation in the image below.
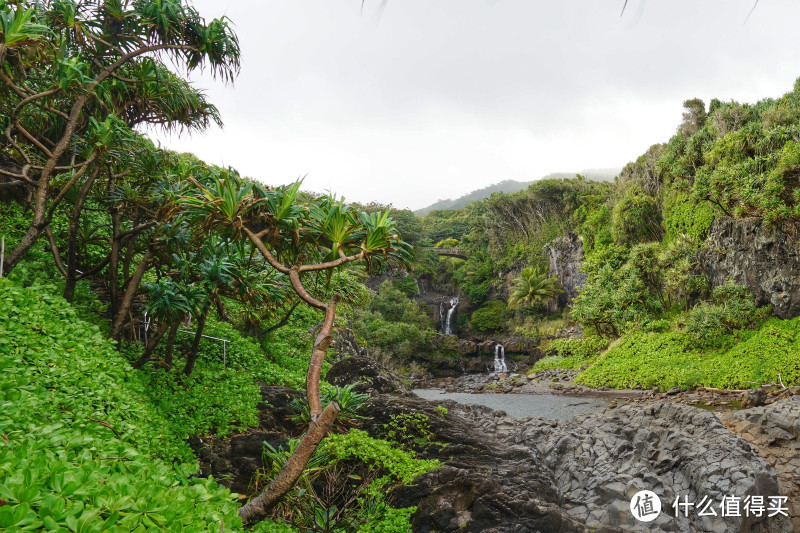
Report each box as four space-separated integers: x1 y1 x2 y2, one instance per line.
544 232 587 312
700 218 800 318
362 395 592 533
191 368 793 533
719 396 800 532
510 402 789 533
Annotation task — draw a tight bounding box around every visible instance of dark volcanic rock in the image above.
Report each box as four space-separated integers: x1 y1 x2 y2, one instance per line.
256 385 304 433
719 396 800 532
544 232 586 313
741 387 768 408
512 402 788 532
393 467 595 533
325 355 409 395
700 217 800 318
190 385 303 494
361 394 591 533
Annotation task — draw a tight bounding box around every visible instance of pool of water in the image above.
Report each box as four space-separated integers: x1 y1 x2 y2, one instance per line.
412 388 609 420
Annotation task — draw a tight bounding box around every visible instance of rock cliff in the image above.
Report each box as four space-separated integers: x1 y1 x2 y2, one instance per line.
544 232 587 312
699 218 800 318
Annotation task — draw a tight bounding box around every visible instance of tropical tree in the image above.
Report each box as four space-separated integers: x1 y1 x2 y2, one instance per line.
180 173 411 525
133 277 191 369
181 250 233 376
0 0 239 275
507 265 562 309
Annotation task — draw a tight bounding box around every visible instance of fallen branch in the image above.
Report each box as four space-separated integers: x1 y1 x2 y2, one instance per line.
88 417 119 436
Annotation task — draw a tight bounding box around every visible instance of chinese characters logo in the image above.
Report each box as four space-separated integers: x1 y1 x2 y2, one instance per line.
630 490 662 522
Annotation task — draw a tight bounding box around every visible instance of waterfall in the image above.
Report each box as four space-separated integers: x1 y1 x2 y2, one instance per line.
443 296 459 335
493 344 507 373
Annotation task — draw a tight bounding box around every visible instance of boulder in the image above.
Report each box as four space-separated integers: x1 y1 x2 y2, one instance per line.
325 355 409 395
741 388 768 408
719 396 800 532
257 384 304 433
190 385 303 493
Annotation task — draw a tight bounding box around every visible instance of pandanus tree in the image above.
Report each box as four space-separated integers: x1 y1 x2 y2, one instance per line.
181 172 411 525
107 174 192 341
0 0 239 275
133 277 191 368
181 250 233 376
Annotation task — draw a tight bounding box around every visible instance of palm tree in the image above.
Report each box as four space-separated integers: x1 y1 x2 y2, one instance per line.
508 266 562 309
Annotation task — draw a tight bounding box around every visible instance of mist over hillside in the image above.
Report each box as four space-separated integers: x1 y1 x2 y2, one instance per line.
413 168 620 216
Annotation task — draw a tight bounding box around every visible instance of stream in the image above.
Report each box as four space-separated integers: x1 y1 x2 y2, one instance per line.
412 388 609 420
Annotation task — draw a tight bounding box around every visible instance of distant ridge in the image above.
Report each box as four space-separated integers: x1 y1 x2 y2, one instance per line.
413 168 620 216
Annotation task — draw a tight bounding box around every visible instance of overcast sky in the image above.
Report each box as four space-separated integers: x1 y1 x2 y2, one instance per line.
152 0 800 211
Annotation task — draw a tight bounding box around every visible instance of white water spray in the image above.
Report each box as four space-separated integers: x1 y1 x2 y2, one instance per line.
493 344 507 373
443 297 459 335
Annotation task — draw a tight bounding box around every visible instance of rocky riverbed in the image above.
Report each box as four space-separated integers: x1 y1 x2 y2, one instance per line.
192 356 800 532
419 368 800 410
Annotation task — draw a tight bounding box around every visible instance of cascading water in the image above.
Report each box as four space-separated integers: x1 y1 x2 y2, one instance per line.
442 296 459 335
493 344 507 373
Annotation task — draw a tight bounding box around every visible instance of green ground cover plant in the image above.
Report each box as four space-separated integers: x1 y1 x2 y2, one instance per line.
530 336 611 372
575 317 800 390
0 280 242 531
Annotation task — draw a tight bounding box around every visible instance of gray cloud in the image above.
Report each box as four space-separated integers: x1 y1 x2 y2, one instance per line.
153 0 800 209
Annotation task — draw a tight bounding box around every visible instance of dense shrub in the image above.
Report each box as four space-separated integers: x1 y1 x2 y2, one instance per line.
610 187 663 246
685 283 770 348
662 190 716 242
470 301 511 333
256 429 437 533
451 252 495 304
393 276 420 298
571 245 662 336
350 282 436 361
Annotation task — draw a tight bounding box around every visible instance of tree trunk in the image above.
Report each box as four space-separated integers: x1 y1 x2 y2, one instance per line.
44 226 67 277
110 247 154 340
182 308 209 376
132 320 170 369
164 322 180 367
237 296 341 525
213 294 230 323
107 177 122 317
262 302 299 337
4 92 93 274
3 217 46 275
64 168 100 302
307 297 338 420
121 213 140 286
238 402 340 525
